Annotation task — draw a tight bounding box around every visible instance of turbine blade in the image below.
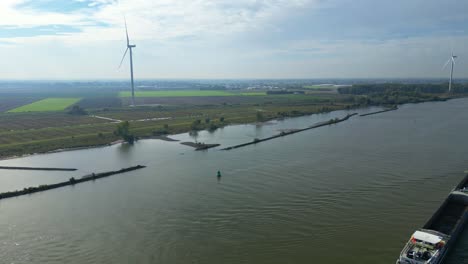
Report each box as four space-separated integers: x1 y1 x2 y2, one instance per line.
124 16 129 46
442 59 451 69
452 57 456 65
118 48 129 69
450 42 453 56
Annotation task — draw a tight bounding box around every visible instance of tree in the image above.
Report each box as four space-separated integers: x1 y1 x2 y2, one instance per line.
68 105 87 115
256 111 264 122
191 119 202 130
208 123 219 132
114 121 135 144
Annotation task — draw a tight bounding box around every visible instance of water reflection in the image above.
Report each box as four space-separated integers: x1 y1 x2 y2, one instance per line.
189 130 199 142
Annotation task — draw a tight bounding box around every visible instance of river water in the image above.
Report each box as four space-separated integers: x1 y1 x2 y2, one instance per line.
1 99 467 264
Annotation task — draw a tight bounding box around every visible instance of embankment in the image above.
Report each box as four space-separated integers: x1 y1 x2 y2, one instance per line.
0 165 146 200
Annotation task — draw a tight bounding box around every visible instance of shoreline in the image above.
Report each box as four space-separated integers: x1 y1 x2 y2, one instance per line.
0 98 461 161
143 135 179 142
0 140 126 162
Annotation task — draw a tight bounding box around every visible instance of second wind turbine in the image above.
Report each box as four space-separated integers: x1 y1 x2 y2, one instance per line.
119 18 136 106
443 53 457 93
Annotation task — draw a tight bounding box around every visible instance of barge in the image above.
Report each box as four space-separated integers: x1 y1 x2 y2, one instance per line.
396 174 468 264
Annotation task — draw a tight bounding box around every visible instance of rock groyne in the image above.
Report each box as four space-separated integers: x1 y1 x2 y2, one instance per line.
0 166 77 171
0 165 146 200
222 113 357 151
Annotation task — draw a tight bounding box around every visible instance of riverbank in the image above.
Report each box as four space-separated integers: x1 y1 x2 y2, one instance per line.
0 165 146 200
0 102 355 160
0 108 353 161
152 135 179 142
0 139 126 162
0 94 462 160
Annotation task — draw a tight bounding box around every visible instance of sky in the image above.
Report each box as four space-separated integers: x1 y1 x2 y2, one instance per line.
0 0 467 80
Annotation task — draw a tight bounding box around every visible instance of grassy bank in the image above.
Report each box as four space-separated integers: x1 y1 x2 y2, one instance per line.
0 91 463 159
0 95 351 158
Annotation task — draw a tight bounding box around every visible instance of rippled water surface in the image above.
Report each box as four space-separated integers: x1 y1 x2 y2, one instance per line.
1 99 468 264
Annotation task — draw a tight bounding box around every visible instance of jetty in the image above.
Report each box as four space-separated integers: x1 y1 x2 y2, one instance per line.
0 166 77 171
181 142 220 150
359 106 398 117
0 165 146 200
222 113 357 151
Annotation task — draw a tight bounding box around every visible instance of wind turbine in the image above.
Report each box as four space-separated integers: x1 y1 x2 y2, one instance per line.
119 18 136 106
443 53 457 92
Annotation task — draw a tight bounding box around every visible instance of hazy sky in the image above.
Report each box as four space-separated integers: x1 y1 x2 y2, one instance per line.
0 0 467 79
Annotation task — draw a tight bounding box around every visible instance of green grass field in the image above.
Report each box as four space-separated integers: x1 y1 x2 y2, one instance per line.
118 90 265 97
8 98 82 113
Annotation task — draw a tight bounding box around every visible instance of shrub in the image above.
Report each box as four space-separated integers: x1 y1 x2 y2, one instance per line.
256 111 264 122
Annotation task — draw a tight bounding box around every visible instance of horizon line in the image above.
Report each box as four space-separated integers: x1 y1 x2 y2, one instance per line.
0 77 466 82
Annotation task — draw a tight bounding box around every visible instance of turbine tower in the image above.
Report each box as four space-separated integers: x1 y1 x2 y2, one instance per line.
443 53 457 93
119 18 136 106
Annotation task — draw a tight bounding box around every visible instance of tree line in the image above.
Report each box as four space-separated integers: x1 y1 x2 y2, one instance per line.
338 83 468 95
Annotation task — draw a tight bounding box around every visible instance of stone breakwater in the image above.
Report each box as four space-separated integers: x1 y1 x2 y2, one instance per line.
222 113 358 151
0 165 146 200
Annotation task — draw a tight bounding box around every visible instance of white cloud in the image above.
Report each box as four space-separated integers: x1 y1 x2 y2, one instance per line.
0 0 466 79
247 35 468 78
0 0 315 44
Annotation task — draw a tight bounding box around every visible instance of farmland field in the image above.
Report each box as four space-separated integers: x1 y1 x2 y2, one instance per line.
8 98 82 112
77 97 123 109
0 97 43 112
0 113 108 132
304 85 334 89
118 90 265 97
120 93 337 106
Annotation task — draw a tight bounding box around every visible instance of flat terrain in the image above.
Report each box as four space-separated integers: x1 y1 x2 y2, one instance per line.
304 85 334 88
0 92 349 158
0 113 108 132
77 97 122 109
118 90 265 97
0 81 464 158
8 98 82 112
121 94 335 106
0 97 44 112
